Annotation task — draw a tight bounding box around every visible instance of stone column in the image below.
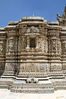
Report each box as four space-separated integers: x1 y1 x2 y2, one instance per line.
3 29 18 76
0 31 6 75
61 40 66 70
48 28 62 72
26 36 30 50
36 36 39 49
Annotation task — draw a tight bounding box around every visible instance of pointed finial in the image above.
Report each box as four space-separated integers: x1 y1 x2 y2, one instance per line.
62 5 66 18
32 12 34 17
64 5 66 12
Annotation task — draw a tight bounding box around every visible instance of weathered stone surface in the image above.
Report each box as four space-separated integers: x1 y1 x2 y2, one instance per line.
0 6 66 93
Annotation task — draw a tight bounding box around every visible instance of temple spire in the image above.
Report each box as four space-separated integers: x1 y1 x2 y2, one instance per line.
63 5 66 18
57 5 66 25
64 5 66 12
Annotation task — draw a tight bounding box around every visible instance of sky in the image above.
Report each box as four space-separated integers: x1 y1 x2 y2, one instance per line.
0 0 66 27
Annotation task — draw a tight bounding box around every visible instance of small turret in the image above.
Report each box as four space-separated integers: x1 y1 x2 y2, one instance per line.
57 5 66 26
63 5 66 18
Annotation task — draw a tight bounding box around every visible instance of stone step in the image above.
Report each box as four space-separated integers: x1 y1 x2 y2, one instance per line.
10 77 54 93
11 88 54 93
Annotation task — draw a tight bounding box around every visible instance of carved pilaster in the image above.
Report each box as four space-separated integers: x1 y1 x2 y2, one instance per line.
36 36 39 49
0 35 6 75
61 40 66 70
26 36 30 50
3 30 18 76
48 28 62 72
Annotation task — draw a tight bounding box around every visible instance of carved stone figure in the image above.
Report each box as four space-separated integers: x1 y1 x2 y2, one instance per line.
0 45 3 54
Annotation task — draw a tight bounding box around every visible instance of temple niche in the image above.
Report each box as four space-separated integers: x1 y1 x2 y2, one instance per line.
0 6 66 93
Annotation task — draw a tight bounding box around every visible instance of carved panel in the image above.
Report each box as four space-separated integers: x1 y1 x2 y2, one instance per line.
7 37 17 52
61 41 66 54
57 40 61 54
27 26 39 33
0 44 3 54
18 36 27 51
0 40 5 54
20 63 47 73
51 63 62 71
49 39 56 53
44 38 48 53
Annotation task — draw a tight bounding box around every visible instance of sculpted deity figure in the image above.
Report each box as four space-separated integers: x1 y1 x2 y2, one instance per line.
0 45 3 54
27 26 39 33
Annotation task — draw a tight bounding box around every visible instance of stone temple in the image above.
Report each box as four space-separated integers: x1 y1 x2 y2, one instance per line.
0 6 66 93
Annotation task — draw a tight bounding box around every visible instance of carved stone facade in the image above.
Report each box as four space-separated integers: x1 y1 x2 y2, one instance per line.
0 6 66 93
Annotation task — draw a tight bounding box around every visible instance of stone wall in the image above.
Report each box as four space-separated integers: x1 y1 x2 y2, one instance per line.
0 16 66 77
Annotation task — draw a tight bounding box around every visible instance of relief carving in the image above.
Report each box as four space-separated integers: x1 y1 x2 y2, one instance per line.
27 26 39 33
57 40 61 54
8 40 14 50
19 37 27 50
0 44 3 54
61 41 66 54
7 38 17 52
52 40 56 50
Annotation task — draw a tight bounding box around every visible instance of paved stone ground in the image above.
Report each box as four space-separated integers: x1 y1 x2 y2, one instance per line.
0 89 65 99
